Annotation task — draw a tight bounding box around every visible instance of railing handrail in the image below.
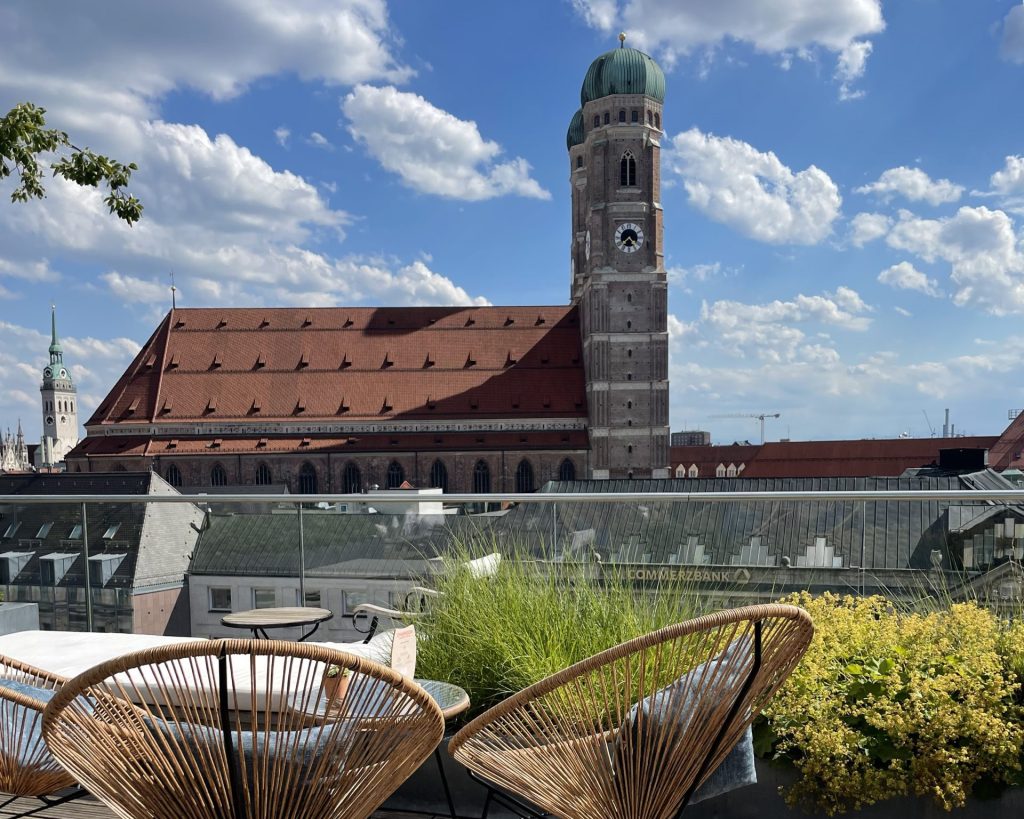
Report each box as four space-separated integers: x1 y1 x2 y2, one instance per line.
3 489 1024 505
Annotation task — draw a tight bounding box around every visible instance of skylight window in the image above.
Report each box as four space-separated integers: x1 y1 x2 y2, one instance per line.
35 522 53 539
2 521 21 539
102 523 121 539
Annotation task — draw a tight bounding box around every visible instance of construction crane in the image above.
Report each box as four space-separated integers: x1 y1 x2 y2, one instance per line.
709 412 781 444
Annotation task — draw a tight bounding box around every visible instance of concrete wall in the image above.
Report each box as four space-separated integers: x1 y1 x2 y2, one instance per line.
0 602 38 635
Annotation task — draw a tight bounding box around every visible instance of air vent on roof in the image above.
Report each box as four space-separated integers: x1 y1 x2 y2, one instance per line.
381 354 393 369
125 398 140 415
340 354 351 369
464 353 476 368
504 316 514 326
167 354 179 370
144 355 156 369
505 352 517 367
300 437 310 447
205 397 217 413
294 398 306 414
423 355 434 368
469 398 479 410
257 438 268 448
427 318 436 325
302 315 312 327
250 398 261 414
167 439 178 450
210 353 222 369
173 318 186 329
254 353 266 369
298 352 309 369
259 317 270 329
381 397 392 413
541 354 550 364
535 315 546 325
337 400 349 414
387 317 395 326
216 318 227 329
159 400 172 415
343 317 354 328
209 438 222 449
465 317 475 327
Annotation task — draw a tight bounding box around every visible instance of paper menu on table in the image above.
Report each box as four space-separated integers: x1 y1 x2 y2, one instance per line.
390 625 417 678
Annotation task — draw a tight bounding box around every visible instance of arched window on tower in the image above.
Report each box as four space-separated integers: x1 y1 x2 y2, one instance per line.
255 463 272 485
210 464 228 486
618 109 626 123
298 463 317 494
654 112 661 129
165 464 182 488
631 110 639 123
429 460 448 492
593 115 600 128
647 110 653 124
576 156 583 169
558 458 576 481
515 460 535 493
473 460 491 493
386 461 405 489
603 112 610 125
342 462 361 494
620 150 637 186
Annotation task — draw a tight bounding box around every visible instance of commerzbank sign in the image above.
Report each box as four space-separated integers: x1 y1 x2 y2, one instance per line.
613 566 753 584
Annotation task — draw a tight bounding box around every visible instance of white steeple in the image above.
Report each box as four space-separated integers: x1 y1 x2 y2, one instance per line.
34 306 79 469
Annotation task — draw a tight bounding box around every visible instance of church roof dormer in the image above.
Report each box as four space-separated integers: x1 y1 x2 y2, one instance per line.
580 36 665 105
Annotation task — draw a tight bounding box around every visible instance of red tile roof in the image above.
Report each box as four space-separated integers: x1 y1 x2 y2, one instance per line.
671 436 999 478
86 306 586 427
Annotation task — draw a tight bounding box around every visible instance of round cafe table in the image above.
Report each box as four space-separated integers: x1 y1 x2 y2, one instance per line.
220 606 333 641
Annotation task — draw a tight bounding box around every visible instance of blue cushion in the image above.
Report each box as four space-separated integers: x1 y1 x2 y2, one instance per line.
616 639 757 806
0 679 55 766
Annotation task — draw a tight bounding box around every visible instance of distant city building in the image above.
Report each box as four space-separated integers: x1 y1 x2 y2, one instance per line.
34 308 80 470
66 41 672 489
670 430 710 447
0 422 31 473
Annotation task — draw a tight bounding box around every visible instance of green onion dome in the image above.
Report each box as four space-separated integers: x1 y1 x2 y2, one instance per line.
581 46 665 105
566 109 584 149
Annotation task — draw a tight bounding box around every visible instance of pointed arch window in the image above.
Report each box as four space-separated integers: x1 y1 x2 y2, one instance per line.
603 112 610 125
254 463 272 485
210 464 228 486
576 156 583 169
298 463 317 494
342 462 361 494
593 114 600 128
429 460 449 492
620 150 637 187
165 464 182 488
473 460 491 494
386 461 405 489
654 112 661 129
515 459 535 493
558 458 576 481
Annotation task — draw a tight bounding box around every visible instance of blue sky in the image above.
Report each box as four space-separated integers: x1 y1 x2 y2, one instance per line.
2 0 1024 448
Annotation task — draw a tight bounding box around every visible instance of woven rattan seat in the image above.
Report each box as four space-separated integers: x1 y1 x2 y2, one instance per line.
41 638 445 819
449 604 813 819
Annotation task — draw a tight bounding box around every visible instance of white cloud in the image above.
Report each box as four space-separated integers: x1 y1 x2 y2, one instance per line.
847 212 891 246
308 131 333 150
878 261 941 297
666 128 841 244
0 258 60 282
894 306 912 317
342 85 550 201
1001 4 1024 64
988 155 1024 197
274 126 291 147
102 272 172 305
570 0 884 96
836 40 872 100
887 206 1024 314
855 166 963 206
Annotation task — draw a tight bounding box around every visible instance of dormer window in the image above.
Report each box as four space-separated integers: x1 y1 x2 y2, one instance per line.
620 150 637 186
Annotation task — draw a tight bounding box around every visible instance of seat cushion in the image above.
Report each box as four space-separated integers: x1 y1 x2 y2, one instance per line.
0 679 56 766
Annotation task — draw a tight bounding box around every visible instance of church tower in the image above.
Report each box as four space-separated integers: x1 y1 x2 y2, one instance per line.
35 307 79 468
568 35 670 479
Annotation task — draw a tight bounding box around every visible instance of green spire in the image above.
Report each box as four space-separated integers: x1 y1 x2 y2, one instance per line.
48 304 63 364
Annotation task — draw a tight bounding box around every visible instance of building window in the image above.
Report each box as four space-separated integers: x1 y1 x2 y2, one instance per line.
647 110 653 124
429 460 448 492
473 460 491 494
252 588 276 609
603 112 610 125
716 464 726 478
298 462 317 494
654 112 661 129
618 109 625 123
343 462 361 494
209 587 231 612
386 461 405 489
628 445 633 454
576 156 583 169
593 114 599 127
254 463 272 485
620 150 637 186
631 110 639 123
300 589 321 607
210 464 228 486
689 464 699 478
675 464 686 478
515 459 535 493
165 463 182 487
558 459 576 481
726 464 737 478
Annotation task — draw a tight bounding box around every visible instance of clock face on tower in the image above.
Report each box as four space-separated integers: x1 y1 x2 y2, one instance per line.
45 415 54 426
43 367 52 379
59 369 67 378
614 223 644 253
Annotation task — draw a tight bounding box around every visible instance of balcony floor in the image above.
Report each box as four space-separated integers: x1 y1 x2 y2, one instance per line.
0 795 451 818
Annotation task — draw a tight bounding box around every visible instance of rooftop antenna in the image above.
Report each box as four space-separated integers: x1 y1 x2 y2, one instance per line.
619 31 626 48
169 270 177 309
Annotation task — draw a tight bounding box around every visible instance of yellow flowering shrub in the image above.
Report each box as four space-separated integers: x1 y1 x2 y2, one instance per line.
758 593 1023 814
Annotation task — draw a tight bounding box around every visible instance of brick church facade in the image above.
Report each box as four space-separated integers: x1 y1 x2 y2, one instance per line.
66 41 671 492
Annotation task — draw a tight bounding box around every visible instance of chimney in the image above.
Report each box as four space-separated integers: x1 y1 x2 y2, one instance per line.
942 408 950 437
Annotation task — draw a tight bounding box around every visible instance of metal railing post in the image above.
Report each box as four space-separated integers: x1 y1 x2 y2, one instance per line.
297 503 306 603
81 502 93 632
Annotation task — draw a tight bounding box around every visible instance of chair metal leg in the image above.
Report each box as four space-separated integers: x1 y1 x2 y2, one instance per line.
466 770 549 818
1 788 88 818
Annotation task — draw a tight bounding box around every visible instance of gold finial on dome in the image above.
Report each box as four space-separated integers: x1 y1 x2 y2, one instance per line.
619 32 626 47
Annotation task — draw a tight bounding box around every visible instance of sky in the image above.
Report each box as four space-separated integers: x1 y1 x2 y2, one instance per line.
2 0 1024 448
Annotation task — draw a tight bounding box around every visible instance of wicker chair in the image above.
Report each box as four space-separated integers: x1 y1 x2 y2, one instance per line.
449 604 814 819
0 656 84 817
42 638 445 819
